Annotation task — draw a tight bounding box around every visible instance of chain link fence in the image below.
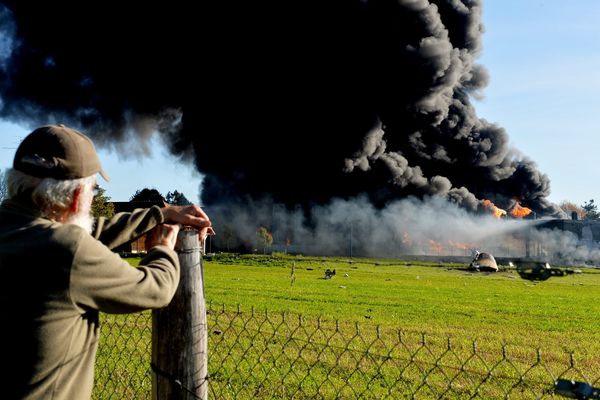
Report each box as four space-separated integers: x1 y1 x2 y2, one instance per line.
94 303 600 399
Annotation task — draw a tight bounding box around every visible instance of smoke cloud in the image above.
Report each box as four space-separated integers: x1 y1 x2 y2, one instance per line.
211 196 600 267
0 1 565 218
526 228 600 267
212 196 529 257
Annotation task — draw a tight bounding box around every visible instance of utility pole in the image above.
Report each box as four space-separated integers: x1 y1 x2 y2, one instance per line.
349 223 353 259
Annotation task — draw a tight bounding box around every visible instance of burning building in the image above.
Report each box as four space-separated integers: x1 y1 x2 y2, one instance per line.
241 197 598 268
522 216 600 265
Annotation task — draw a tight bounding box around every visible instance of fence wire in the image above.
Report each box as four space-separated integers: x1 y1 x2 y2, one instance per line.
94 303 600 399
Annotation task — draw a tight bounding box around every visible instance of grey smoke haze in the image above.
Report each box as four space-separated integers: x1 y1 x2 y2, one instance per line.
0 0 567 220
527 228 600 267
211 196 530 257
211 196 599 267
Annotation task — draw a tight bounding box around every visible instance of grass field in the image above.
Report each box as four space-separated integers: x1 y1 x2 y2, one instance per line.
201 253 600 353
101 253 600 399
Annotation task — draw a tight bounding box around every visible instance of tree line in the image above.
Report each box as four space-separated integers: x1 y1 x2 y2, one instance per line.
92 187 192 218
559 200 600 220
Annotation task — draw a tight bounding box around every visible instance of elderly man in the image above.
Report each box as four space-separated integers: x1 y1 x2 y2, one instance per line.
0 124 212 399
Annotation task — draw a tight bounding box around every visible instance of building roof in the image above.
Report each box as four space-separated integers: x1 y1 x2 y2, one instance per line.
111 201 165 214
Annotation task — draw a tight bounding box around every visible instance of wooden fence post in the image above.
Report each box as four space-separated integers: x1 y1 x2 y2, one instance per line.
152 229 208 400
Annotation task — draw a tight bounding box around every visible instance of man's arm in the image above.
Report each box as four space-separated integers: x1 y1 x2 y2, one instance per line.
93 206 164 250
93 203 213 251
70 224 181 313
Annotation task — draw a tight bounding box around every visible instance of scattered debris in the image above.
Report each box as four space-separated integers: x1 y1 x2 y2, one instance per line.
469 250 499 272
511 261 580 281
324 269 336 279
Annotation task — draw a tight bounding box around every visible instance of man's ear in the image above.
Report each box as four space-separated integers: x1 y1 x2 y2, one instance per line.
70 186 83 214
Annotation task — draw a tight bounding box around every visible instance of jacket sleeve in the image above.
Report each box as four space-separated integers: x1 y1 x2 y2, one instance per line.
68 231 180 313
92 206 164 250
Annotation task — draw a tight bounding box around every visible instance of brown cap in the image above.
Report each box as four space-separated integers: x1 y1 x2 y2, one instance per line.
13 124 110 181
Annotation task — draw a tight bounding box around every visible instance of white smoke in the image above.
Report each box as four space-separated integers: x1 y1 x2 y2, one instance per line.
527 228 600 267
211 196 530 258
210 196 600 267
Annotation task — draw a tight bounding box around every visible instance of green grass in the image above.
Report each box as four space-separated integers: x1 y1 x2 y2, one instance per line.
201 253 600 353
201 254 600 398
96 253 600 399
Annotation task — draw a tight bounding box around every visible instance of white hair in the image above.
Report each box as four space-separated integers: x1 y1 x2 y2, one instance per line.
6 168 41 199
6 168 96 231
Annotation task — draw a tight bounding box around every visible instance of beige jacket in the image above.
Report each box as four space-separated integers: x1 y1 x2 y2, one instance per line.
0 196 180 400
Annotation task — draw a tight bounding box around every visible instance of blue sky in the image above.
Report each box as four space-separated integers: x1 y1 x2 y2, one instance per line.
473 0 600 207
1 1 600 206
0 120 203 202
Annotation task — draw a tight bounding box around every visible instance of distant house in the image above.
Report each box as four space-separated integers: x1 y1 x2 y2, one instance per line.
111 200 165 254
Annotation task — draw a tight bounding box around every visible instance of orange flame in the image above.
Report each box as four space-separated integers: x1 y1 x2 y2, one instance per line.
482 199 507 219
510 202 532 218
448 240 474 250
428 239 444 254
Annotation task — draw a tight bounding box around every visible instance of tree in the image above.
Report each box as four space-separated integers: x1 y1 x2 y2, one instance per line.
165 190 192 205
130 188 165 203
91 185 115 219
0 169 8 202
581 199 600 220
219 224 236 252
256 226 273 254
559 201 585 220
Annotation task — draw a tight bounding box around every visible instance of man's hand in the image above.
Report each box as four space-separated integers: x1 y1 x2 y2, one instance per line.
145 223 180 250
160 204 215 240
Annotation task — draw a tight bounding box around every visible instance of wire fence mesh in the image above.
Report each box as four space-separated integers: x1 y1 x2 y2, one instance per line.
94 303 600 399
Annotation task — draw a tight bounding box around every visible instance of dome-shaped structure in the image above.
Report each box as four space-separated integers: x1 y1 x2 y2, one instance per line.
469 251 498 272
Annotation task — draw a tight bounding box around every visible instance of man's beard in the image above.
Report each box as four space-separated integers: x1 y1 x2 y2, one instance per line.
66 209 94 234
65 187 94 234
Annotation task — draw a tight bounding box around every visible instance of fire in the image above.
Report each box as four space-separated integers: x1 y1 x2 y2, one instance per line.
428 239 444 254
482 199 507 219
510 202 532 218
448 240 474 250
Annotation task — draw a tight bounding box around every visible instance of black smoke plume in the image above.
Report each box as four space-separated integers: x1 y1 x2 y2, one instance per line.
0 0 564 218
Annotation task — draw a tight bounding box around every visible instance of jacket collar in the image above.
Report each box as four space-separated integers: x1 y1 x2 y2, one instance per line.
1 194 45 219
